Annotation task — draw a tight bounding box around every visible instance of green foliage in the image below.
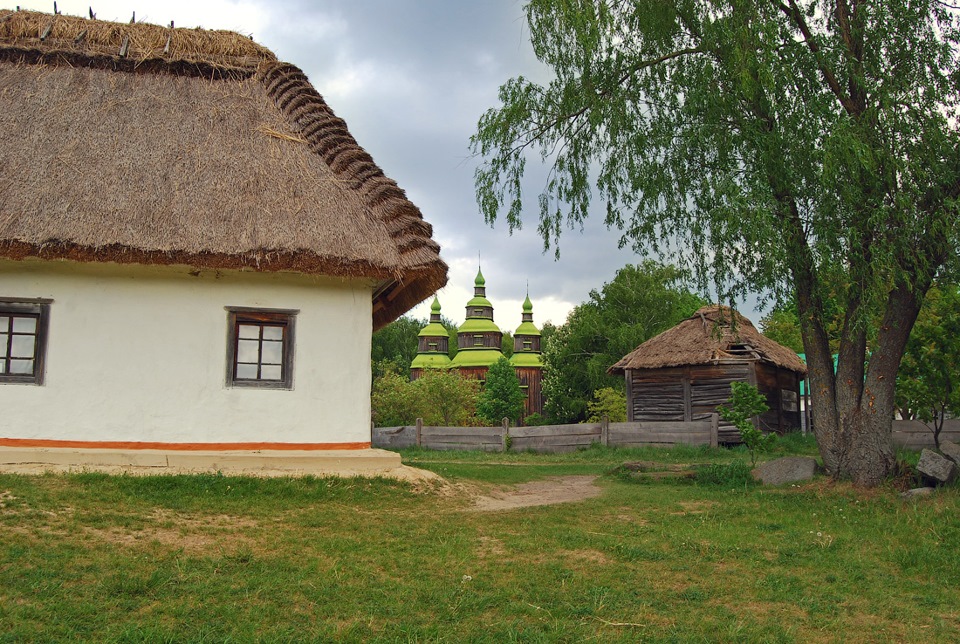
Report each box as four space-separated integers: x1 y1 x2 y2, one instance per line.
370 369 420 427
896 284 960 447
760 285 849 355
586 387 627 423
542 262 705 423
477 357 526 425
501 330 514 358
719 382 775 467
471 0 960 485
371 316 424 380
371 368 480 427
759 308 806 354
521 412 547 426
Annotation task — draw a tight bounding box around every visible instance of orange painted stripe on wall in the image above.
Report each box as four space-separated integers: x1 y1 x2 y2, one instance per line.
0 438 371 451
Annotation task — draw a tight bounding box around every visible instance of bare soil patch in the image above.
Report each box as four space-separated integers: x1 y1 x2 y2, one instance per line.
469 475 601 511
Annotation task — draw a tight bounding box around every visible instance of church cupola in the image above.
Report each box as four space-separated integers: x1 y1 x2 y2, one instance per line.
451 267 504 369
410 296 452 379
509 293 543 367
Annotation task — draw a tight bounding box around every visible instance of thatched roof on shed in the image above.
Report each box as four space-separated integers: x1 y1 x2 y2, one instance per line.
0 9 446 329
609 305 807 375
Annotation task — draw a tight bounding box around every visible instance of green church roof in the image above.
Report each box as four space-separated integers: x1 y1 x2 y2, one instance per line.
418 321 449 338
451 348 504 368
458 317 501 333
514 321 541 337
411 354 453 369
509 352 543 368
465 295 494 310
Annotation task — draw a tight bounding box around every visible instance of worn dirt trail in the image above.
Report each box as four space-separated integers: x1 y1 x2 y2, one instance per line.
469 475 601 511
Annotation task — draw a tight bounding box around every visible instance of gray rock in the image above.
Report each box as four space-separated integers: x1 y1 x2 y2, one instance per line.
752 456 818 485
916 449 958 485
939 440 960 466
900 487 936 500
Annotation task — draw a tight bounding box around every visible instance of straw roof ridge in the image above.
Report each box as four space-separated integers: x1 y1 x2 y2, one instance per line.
609 305 807 374
0 9 273 78
0 9 448 329
258 62 446 270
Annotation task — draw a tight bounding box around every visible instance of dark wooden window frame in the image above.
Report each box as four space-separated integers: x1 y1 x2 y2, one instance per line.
0 298 52 386
225 307 297 390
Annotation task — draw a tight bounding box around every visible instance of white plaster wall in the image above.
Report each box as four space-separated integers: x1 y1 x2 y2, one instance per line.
0 259 374 445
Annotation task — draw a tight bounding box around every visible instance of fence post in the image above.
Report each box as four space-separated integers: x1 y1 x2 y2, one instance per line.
501 417 510 452
416 417 423 447
601 414 610 446
710 413 719 448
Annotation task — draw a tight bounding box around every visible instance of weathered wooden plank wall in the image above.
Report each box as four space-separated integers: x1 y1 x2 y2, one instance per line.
510 423 602 453
373 416 720 453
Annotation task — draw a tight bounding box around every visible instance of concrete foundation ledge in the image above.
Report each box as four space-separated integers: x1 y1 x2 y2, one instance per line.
0 446 416 479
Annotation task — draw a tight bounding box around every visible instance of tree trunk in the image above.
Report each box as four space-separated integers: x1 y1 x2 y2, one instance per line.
804 280 928 486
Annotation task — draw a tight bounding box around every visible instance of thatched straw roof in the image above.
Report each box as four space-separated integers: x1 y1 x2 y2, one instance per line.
609 305 807 375
0 9 447 329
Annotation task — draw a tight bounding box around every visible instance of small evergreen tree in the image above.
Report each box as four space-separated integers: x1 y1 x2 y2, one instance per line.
477 357 525 426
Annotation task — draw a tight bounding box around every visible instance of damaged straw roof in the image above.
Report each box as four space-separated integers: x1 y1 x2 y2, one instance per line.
0 9 447 329
609 305 807 375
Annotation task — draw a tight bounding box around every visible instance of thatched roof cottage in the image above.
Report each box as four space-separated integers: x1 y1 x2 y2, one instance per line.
0 10 446 472
609 305 806 443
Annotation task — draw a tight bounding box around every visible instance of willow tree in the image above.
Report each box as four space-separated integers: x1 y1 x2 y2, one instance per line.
472 0 960 485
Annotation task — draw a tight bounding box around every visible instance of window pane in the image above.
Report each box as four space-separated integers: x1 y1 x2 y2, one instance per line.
10 359 33 374
236 363 258 379
237 339 260 363
261 340 283 364
0 358 6 373
238 324 260 340
12 317 36 333
0 317 8 331
262 326 283 341
0 333 6 354
260 365 282 380
10 335 35 359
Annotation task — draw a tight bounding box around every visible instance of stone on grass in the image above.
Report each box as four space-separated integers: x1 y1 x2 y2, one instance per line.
916 449 957 486
939 440 960 466
900 487 936 500
752 456 817 486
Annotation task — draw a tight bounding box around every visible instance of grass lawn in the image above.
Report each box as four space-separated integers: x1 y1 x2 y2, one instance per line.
1 436 958 642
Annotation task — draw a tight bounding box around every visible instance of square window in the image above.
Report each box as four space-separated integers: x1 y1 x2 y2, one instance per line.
226 308 296 389
0 300 51 385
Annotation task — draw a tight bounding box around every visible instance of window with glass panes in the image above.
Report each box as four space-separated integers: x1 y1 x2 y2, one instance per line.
226 309 296 389
0 300 50 384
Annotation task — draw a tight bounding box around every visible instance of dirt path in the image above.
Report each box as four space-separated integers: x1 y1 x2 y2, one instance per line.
469 475 601 511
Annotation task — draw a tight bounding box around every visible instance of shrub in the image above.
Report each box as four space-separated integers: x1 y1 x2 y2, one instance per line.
586 387 627 423
718 382 775 466
477 357 525 425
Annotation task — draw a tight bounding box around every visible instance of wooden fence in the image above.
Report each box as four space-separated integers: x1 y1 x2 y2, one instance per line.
373 417 958 453
373 415 719 454
891 419 960 450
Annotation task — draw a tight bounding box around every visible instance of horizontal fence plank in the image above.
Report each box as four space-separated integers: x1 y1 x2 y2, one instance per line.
373 416 725 452
892 420 960 450
509 424 601 438
371 426 417 449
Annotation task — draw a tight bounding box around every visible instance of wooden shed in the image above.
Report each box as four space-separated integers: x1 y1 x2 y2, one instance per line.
609 305 807 443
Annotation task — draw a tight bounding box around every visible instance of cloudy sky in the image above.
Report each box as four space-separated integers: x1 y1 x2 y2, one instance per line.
18 0 765 331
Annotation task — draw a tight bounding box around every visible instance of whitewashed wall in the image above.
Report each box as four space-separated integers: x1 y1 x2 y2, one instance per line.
0 259 374 447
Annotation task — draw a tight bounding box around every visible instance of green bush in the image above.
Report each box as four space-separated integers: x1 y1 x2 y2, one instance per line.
718 382 775 466
586 387 627 423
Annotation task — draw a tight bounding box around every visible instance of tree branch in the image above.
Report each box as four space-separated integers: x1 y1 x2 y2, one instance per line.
772 0 858 116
